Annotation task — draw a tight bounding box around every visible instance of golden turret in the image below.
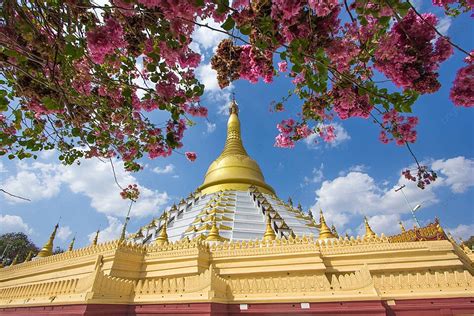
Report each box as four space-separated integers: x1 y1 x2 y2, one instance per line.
263 213 277 241
206 215 225 242
199 100 275 195
37 223 59 258
11 254 19 266
24 251 33 262
399 221 406 232
364 217 377 239
92 229 100 246
155 215 169 245
68 236 76 251
318 210 335 240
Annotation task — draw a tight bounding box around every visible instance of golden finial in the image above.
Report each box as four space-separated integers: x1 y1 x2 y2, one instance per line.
364 216 377 239
24 250 33 262
399 221 406 233
345 232 349 239
331 224 339 238
68 235 76 251
206 215 224 242
229 98 239 115
318 209 335 240
263 213 277 241
37 223 59 258
155 214 169 245
92 229 100 246
288 197 293 206
198 98 275 194
297 203 303 212
11 254 19 266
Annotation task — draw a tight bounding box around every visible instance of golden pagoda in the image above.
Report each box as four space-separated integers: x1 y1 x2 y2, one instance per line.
0 101 473 315
36 223 58 258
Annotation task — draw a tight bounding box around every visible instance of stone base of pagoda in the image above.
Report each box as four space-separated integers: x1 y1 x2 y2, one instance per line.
0 298 473 315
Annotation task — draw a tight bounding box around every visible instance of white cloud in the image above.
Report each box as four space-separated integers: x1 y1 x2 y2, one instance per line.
196 63 221 92
0 156 169 218
303 164 324 186
312 156 474 233
206 122 217 134
152 164 175 174
448 224 474 241
437 16 452 36
60 158 169 218
304 123 351 149
56 226 72 241
88 216 125 243
312 171 440 230
355 214 416 236
432 156 474 193
1 161 62 203
0 214 33 234
192 18 228 52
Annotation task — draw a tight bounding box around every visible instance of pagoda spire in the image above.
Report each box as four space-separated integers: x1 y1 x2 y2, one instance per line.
68 235 76 251
331 224 339 238
155 213 169 245
11 254 19 266
37 223 59 258
364 217 377 238
206 215 223 242
263 213 277 241
318 210 335 240
24 250 33 262
399 221 406 233
92 229 100 246
199 99 275 194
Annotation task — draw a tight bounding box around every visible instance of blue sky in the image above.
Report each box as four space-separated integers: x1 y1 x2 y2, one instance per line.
1 2 473 250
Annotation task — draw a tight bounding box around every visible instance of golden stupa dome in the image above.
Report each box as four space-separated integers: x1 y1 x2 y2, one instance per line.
198 101 275 195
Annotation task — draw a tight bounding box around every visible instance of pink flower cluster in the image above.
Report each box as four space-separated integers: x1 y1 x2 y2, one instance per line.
450 53 474 107
278 61 288 72
332 85 372 120
319 125 336 143
308 0 339 17
183 104 208 117
402 166 438 189
326 37 360 72
374 10 453 94
379 110 419 145
432 0 473 8
274 118 296 148
274 119 314 148
86 18 125 64
185 151 197 162
239 46 274 83
120 184 140 201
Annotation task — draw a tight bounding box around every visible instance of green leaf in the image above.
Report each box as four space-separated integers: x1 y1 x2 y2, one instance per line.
41 96 61 110
221 17 235 31
64 43 84 60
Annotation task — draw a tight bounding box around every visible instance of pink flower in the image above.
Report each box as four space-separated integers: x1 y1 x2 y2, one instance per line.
278 61 288 72
308 0 339 16
374 10 453 94
86 18 125 64
319 125 336 143
185 151 197 162
450 53 474 107
274 133 295 148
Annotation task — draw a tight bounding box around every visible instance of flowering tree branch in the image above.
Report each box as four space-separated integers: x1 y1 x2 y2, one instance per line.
0 0 472 194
